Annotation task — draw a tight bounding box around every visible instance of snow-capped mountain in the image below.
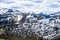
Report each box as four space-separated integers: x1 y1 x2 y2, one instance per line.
0 8 60 40
50 11 60 15
0 8 60 15
0 0 60 40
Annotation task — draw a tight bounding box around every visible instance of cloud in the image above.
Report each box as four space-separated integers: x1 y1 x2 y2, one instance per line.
0 3 8 8
55 0 60 3
0 0 15 3
48 4 60 8
0 0 60 14
25 0 43 3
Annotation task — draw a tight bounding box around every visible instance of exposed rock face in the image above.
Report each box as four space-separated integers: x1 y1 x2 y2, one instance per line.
0 29 5 34
0 11 60 40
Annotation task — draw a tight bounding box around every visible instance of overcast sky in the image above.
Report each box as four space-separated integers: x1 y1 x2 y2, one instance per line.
0 0 60 14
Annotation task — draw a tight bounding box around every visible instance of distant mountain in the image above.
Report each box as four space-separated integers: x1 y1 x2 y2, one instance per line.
0 8 60 18
50 11 60 15
7 9 14 12
38 12 52 18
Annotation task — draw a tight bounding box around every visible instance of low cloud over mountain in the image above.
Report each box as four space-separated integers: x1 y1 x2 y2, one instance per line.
0 0 60 14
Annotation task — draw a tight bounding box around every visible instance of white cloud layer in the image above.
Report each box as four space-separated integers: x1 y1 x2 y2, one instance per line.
0 0 60 14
